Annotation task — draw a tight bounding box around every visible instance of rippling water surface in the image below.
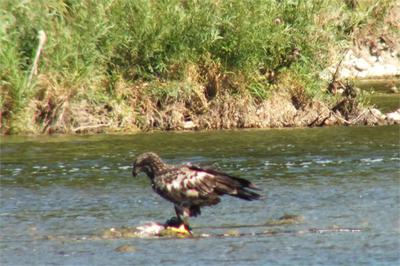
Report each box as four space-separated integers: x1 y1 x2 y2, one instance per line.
1 126 399 265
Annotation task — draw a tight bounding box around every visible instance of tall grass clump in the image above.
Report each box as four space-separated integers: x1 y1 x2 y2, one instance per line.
1 0 397 133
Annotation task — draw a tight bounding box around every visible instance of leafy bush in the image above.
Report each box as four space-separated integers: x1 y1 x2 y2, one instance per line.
0 0 396 132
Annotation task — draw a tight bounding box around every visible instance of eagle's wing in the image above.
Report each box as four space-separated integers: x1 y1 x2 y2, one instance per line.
154 164 261 209
156 166 217 201
178 164 261 201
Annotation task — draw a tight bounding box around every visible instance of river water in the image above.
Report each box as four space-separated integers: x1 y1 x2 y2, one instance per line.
1 126 399 265
356 78 400 112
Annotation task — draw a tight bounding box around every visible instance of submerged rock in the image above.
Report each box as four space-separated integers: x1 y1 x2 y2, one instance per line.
102 227 138 239
114 244 137 253
101 222 192 239
265 214 304 225
223 229 241 237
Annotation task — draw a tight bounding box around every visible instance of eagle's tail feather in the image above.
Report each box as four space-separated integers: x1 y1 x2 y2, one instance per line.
235 188 261 201
214 175 261 201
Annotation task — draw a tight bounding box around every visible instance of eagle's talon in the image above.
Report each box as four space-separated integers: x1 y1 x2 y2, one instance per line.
164 216 183 227
164 217 192 232
166 224 192 235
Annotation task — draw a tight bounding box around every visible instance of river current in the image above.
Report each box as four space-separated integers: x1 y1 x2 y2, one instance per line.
1 126 399 265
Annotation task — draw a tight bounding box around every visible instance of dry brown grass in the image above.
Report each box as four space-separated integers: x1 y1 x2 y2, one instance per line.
8 79 379 134
4 50 385 135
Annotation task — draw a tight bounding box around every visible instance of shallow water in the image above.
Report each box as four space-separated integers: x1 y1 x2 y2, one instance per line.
1 126 399 265
368 93 400 113
355 78 399 93
356 78 400 112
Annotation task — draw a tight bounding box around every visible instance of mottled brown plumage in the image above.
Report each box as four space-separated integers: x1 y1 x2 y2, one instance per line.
132 152 261 228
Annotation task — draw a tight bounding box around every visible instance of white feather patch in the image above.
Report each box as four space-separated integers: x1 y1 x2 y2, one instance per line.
171 174 186 189
186 189 199 197
192 171 208 182
167 169 211 192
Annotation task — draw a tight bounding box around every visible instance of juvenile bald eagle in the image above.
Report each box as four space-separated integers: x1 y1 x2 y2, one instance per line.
132 152 261 231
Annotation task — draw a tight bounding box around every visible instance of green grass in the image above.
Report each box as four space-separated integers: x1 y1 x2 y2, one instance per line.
0 0 397 133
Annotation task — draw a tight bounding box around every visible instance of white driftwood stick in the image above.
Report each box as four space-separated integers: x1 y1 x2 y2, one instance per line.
27 30 47 86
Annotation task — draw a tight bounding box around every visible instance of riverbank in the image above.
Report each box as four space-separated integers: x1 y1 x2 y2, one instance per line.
8 78 400 134
1 0 399 134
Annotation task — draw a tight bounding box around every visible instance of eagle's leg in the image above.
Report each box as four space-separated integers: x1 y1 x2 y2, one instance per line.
164 205 192 233
180 207 192 232
181 215 190 228
173 205 183 224
163 206 186 227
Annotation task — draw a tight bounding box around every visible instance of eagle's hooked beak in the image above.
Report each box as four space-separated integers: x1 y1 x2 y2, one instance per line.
132 164 140 177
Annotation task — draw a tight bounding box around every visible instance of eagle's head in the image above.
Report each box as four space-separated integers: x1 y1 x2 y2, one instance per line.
132 152 166 179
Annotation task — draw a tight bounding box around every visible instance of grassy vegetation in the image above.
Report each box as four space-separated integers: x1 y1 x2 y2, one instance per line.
0 0 397 133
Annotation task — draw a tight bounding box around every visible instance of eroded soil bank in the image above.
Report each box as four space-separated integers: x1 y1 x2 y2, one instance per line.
128 90 400 132
12 84 399 135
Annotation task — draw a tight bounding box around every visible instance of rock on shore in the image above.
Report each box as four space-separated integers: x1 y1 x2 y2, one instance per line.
321 37 400 80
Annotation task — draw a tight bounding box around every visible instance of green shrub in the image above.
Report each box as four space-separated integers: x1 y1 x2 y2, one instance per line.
0 0 396 132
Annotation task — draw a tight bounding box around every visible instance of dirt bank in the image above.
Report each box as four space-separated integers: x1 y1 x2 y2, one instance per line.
9 82 398 135
136 90 397 131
